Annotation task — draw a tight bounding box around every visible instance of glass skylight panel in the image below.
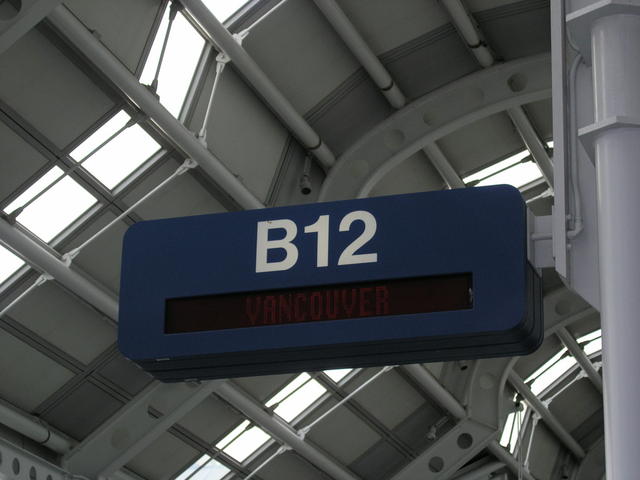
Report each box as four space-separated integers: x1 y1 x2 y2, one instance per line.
464 149 544 189
5 167 97 242
76 121 161 189
324 368 353 383
175 454 229 480
216 420 270 463
201 0 250 21
268 376 326 422
266 373 310 407
578 329 601 343
70 111 130 160
5 167 64 213
0 245 24 284
529 354 577 396
583 337 602 356
140 8 205 117
499 403 529 453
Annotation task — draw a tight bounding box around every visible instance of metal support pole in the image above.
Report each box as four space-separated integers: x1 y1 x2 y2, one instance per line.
0 398 74 454
47 6 264 211
311 0 465 189
180 0 336 172
507 106 554 188
588 8 640 478
0 217 119 321
311 0 405 108
488 441 537 480
401 364 466 419
452 461 505 480
556 327 602 393
215 381 360 480
508 372 585 459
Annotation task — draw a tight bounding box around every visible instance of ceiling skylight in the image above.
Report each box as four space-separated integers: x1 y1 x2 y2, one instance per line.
499 399 529 453
324 368 353 383
525 348 577 396
4 167 97 242
201 0 250 21
140 7 205 117
464 149 543 189
266 373 326 422
70 112 160 190
216 420 270 463
0 245 24 285
175 454 229 480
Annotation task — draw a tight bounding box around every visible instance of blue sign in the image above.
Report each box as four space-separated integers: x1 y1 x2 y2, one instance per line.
118 185 542 381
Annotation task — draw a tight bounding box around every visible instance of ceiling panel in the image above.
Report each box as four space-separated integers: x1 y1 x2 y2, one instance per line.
189 67 288 203
233 373 296 404
349 436 407 480
65 211 129 294
98 353 153 397
307 405 381 465
0 120 49 205
244 0 359 114
42 381 124 440
306 73 392 156
0 329 75 411
370 150 445 197
477 0 550 61
337 0 448 55
522 99 553 142
63 0 164 74
0 28 115 149
10 281 116 364
177 395 244 444
127 432 199 480
550 378 602 433
438 112 524 178
382 28 479 100
347 370 425 430
121 159 227 220
259 450 328 480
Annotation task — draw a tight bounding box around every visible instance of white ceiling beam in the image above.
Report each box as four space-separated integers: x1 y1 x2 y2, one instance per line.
0 217 119 322
181 0 336 172
312 0 465 189
556 327 603 393
215 381 360 480
440 0 554 189
0 397 74 454
47 5 264 211
508 371 586 459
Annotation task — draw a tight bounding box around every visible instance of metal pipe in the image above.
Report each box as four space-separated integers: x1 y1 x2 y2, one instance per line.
488 441 537 480
311 0 405 108
401 364 466 420
589 12 640 479
507 106 554 188
310 0 464 188
0 217 119 321
422 143 466 189
215 381 360 480
47 6 264 211
452 461 505 480
556 327 602 393
180 0 336 171
440 0 494 67
0 398 75 454
441 0 554 189
508 372 585 459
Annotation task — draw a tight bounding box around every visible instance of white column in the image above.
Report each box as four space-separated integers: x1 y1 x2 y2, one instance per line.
590 11 640 479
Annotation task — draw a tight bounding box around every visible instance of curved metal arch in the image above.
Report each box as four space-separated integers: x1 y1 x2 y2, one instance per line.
318 54 551 202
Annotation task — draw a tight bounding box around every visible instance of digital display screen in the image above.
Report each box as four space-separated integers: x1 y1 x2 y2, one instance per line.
165 274 472 334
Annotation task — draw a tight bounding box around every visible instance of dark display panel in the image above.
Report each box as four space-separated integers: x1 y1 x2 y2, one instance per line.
165 273 472 334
